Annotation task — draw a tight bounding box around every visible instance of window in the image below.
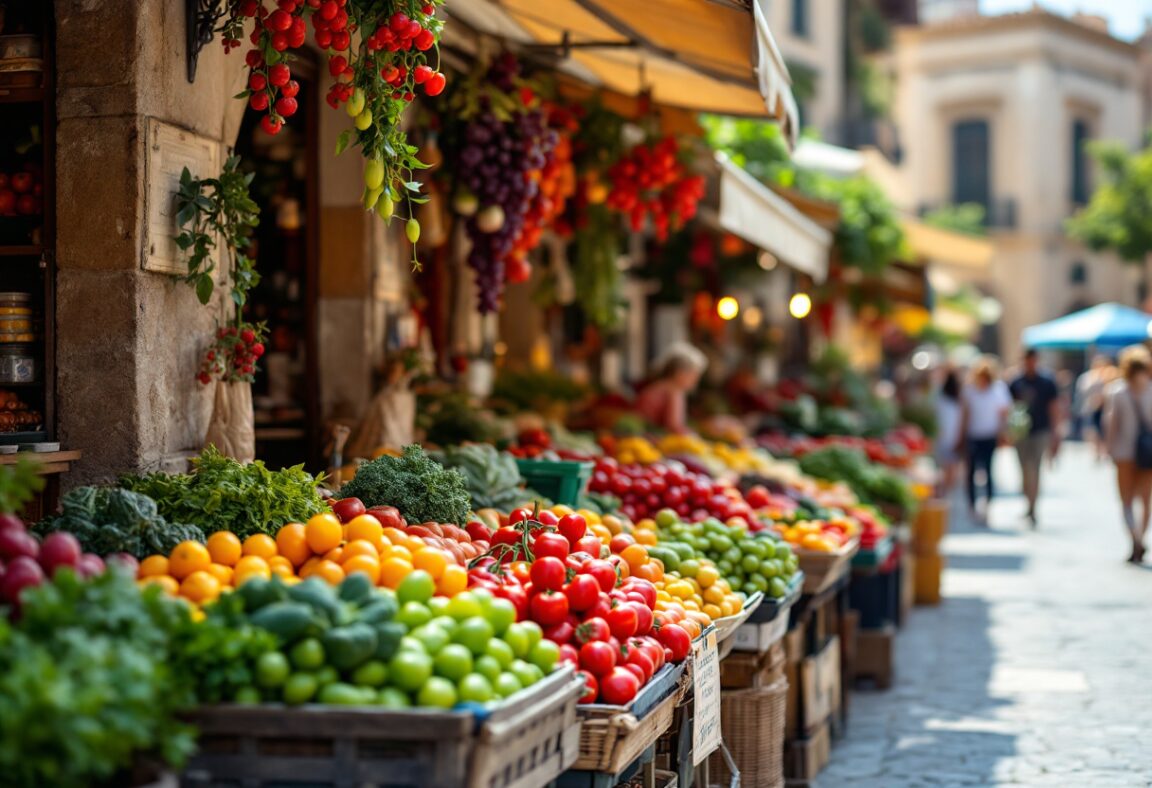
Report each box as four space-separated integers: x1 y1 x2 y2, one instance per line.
951 119 990 212
792 0 808 37
1069 261 1087 285
1071 119 1090 205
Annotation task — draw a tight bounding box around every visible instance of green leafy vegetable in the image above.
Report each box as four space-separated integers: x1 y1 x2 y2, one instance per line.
430 444 540 511
798 446 916 518
339 444 471 525
0 458 45 515
119 447 327 540
34 487 205 558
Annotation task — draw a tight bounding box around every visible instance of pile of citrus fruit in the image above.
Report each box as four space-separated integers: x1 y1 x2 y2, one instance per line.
137 512 467 606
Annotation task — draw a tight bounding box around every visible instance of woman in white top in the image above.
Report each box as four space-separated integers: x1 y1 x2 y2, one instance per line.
956 356 1012 524
1077 355 1115 460
1102 345 1152 564
934 368 963 496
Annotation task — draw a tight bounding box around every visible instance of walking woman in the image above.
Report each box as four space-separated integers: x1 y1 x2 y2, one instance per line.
1102 345 1152 564
934 368 963 497
956 356 1012 524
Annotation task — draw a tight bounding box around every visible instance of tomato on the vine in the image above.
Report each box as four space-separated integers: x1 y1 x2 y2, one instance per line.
533 533 569 561
508 508 533 525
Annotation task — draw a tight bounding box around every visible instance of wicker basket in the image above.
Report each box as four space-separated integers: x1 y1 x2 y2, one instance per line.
708 676 788 788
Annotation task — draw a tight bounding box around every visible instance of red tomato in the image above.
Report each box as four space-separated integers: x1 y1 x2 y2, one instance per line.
575 617 611 645
575 670 599 703
544 619 575 645
600 667 640 705
629 602 654 636
623 663 647 684
632 637 665 672
625 649 655 683
606 604 639 640
465 521 493 543
331 497 366 523
10 172 32 194
558 514 587 544
494 585 528 620
510 561 532 585
492 527 521 548
367 505 405 529
586 592 613 621
656 623 692 662
534 533 570 561
575 535 604 558
529 590 569 626
508 508 533 525
579 641 617 677
609 533 636 554
585 559 618 593
559 643 580 666
529 556 566 592
623 578 657 608
564 574 600 612
536 510 560 527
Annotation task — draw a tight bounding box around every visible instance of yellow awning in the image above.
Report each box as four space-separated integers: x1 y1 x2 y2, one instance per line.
444 0 798 142
715 153 831 282
902 219 993 269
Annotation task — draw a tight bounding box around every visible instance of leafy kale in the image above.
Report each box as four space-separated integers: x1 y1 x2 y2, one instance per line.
798 445 916 517
119 447 327 540
339 444 471 525
34 487 205 558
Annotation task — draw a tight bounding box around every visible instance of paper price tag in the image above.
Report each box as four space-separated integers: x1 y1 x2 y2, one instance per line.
692 629 723 763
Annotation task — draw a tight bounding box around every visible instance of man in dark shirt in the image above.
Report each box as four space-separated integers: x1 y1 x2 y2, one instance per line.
1009 349 1062 526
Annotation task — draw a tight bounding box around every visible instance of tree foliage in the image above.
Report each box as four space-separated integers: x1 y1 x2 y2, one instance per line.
1066 140 1152 263
923 202 986 236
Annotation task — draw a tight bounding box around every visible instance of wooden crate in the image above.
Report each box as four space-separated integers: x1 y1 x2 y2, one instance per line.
783 719 831 785
720 642 785 689
854 625 896 690
796 541 858 595
914 553 945 605
799 636 840 733
708 677 788 788
182 668 582 788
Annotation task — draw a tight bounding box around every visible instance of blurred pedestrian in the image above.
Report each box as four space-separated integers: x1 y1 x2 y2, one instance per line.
957 356 1012 524
1103 345 1152 564
935 368 963 496
636 342 707 434
1009 349 1063 526
1076 355 1115 460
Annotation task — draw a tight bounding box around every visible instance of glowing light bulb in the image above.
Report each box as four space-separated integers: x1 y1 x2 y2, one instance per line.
717 296 740 321
789 293 812 319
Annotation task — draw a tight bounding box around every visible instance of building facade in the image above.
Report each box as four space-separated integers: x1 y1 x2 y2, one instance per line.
876 10 1148 352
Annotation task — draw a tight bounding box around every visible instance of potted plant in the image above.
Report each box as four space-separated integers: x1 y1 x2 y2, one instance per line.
174 155 264 462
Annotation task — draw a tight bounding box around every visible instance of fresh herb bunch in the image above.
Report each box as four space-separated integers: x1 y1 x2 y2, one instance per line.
0 570 199 786
797 445 916 517
339 444 470 525
429 443 538 511
34 487 206 559
119 446 328 540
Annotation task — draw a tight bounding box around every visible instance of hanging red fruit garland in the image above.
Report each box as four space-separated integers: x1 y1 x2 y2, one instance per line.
604 136 705 241
218 0 446 263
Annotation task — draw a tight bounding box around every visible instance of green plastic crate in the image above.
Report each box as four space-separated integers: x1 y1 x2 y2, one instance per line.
515 459 594 506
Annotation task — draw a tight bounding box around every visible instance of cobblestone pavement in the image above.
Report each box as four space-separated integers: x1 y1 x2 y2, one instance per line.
818 443 1152 787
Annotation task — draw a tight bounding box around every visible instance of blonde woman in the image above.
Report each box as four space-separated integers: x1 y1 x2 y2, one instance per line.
636 342 707 433
1103 345 1152 564
956 356 1012 524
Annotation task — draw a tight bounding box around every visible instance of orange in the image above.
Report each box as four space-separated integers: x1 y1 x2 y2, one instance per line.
139 575 179 595
620 544 649 571
206 531 243 566
342 539 379 561
207 563 234 586
169 540 212 580
342 554 381 584
437 563 468 596
403 535 426 554
345 514 384 544
139 555 170 578
374 534 393 554
322 546 345 564
379 556 413 589
234 555 271 585
382 527 408 545
412 547 450 580
242 533 278 559
268 555 295 578
635 530 658 546
311 559 345 585
180 570 222 604
306 513 343 554
276 523 311 567
299 556 322 578
388 545 413 563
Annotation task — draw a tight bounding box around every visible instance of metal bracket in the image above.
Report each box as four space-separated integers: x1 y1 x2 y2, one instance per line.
187 0 228 83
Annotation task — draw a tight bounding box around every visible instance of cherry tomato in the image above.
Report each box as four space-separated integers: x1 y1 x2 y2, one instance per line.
508 508 533 525
600 667 640 705
534 533 570 561
606 605 639 641
585 560 618 593
575 670 599 703
529 556 566 592
529 590 569 627
656 623 692 662
564 574 600 612
575 617 611 645
579 641 617 677
558 514 587 544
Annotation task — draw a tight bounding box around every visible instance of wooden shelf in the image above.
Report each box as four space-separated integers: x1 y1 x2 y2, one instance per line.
0 86 46 104
0 244 42 257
